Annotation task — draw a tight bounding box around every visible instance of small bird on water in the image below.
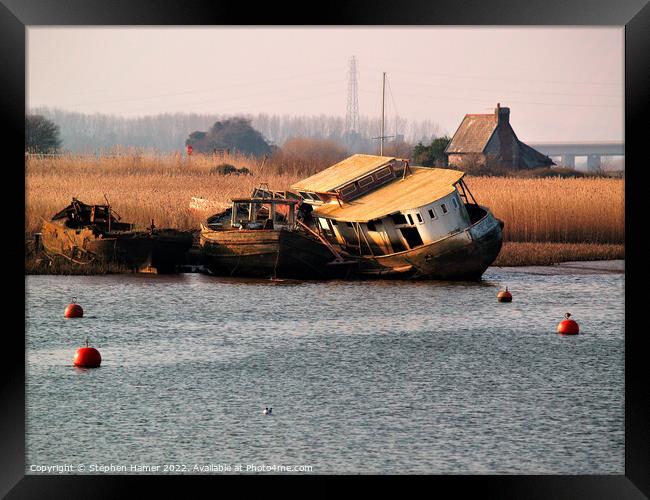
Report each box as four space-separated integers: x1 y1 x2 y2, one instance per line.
262 407 273 415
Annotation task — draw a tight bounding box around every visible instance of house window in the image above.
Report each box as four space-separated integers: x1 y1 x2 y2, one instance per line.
340 184 357 197
428 208 436 219
375 167 392 180
441 203 448 214
358 176 374 188
416 213 423 223
407 214 414 225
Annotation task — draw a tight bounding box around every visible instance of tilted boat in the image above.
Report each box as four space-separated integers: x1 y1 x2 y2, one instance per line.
199 190 347 279
41 198 194 273
290 154 504 280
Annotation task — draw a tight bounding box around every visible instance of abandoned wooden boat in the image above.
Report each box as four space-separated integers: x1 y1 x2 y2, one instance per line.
41 198 194 273
290 154 504 280
199 193 346 279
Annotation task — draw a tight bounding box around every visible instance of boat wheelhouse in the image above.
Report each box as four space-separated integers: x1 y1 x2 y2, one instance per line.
199 190 346 279
290 154 504 280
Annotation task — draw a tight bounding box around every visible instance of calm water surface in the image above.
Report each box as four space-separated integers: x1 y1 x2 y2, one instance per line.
25 265 624 474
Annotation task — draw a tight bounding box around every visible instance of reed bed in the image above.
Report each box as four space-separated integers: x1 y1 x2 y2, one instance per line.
494 242 624 267
466 176 624 244
26 151 303 236
26 153 625 268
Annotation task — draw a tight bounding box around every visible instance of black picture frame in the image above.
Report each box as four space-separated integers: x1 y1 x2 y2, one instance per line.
3 1 648 498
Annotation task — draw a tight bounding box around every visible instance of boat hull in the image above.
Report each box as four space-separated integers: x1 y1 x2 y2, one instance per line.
345 210 504 280
41 220 194 273
199 227 342 279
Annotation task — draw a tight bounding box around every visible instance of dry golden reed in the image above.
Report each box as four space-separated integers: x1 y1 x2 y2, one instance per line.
494 242 624 267
465 176 624 244
26 154 624 251
26 151 303 236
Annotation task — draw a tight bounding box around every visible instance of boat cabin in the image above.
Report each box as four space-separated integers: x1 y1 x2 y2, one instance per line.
290 154 408 204
51 198 133 232
228 197 299 230
290 155 485 256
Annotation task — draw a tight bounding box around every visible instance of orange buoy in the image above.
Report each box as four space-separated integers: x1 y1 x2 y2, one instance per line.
557 312 579 335
64 297 83 318
73 338 101 368
497 287 512 302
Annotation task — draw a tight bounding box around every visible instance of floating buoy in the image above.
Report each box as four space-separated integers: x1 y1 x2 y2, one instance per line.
557 312 579 335
74 337 101 367
64 297 83 318
497 287 512 302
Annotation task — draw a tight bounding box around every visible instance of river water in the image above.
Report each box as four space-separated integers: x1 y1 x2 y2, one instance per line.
25 263 624 474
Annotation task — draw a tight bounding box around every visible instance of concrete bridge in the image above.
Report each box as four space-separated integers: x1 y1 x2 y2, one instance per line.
527 141 625 170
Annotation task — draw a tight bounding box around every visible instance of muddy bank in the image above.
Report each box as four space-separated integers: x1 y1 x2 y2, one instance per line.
496 259 624 276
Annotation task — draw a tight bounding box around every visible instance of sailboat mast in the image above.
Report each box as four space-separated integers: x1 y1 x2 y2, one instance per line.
380 72 386 156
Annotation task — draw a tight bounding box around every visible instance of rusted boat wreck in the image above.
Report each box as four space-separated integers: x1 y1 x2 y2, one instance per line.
199 189 346 279
290 154 504 280
41 198 193 273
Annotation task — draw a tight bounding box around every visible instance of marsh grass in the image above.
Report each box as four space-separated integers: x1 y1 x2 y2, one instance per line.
494 242 624 267
466 176 624 244
26 153 624 269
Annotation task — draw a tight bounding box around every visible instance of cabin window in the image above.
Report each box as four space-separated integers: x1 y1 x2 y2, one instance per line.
441 203 448 214
375 167 392 180
452 197 459 209
358 176 374 188
330 219 338 226
318 218 329 230
407 214 414 225
428 208 436 219
340 184 357 197
367 220 376 231
391 213 407 225
308 193 322 202
400 227 424 249
299 191 310 199
416 213 423 223
345 221 354 228
392 162 406 176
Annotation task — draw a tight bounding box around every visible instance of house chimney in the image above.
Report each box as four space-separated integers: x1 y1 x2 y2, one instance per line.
496 103 510 125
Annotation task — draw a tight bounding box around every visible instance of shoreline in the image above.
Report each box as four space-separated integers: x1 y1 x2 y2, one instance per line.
496 259 624 275
25 242 624 276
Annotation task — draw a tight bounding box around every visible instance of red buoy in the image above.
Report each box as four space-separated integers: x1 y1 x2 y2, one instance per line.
557 312 579 335
74 338 101 368
64 297 83 318
497 287 512 302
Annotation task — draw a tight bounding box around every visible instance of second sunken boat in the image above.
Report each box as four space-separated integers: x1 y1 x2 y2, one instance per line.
199 190 347 279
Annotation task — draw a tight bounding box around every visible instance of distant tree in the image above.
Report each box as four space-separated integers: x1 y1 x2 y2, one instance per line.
275 137 349 176
186 118 272 156
25 115 61 153
412 136 451 167
382 137 413 158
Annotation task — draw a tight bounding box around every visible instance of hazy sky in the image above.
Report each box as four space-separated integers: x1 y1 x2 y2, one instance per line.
27 27 624 142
